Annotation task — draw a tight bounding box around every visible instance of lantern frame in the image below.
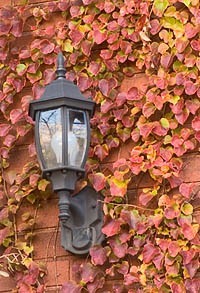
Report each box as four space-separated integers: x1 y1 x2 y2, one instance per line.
28 53 104 254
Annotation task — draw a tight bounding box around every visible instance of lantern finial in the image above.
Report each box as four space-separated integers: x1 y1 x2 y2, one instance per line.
56 52 66 79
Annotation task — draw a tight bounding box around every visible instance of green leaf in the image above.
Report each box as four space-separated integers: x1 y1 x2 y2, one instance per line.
16 64 27 75
160 118 169 129
38 179 49 191
183 0 191 7
63 40 73 53
162 17 184 33
153 0 169 15
181 203 193 215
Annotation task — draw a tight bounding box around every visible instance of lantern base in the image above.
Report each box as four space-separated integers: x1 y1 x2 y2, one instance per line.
58 186 104 255
44 168 84 191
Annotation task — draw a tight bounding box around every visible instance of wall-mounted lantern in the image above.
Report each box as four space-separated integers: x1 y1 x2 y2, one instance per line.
28 53 104 254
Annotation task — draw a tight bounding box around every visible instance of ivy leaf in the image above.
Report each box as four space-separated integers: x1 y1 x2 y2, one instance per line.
179 183 194 199
102 219 121 237
93 29 107 44
110 177 129 197
185 259 199 279
11 17 23 37
153 0 169 16
94 144 109 161
181 203 193 215
142 243 159 263
88 172 106 192
0 227 10 245
0 124 11 136
90 245 107 266
38 179 49 191
10 109 23 124
182 223 199 240
16 63 27 76
192 116 200 131
109 237 127 258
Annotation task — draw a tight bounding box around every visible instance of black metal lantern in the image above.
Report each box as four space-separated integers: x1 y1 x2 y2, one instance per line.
29 53 104 254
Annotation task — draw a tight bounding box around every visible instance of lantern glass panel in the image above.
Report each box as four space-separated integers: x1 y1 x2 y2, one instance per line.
67 109 87 168
39 108 63 169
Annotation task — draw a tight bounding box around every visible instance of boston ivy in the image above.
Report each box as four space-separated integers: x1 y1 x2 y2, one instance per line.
0 0 199 292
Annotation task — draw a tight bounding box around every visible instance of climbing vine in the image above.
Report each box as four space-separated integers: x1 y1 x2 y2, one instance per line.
0 0 200 292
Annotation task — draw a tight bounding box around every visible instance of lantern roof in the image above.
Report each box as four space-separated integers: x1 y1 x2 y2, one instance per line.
29 53 95 120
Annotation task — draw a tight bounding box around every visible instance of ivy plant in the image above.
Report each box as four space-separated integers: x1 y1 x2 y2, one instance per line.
0 0 199 292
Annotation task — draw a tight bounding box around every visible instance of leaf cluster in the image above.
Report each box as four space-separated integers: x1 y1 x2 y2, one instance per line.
0 0 200 292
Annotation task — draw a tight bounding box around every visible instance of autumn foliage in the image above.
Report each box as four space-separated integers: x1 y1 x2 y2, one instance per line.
0 0 200 292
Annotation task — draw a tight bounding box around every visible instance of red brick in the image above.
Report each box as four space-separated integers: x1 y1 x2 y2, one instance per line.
0 275 16 292
0 0 11 6
180 154 200 182
16 197 59 231
121 73 149 93
32 229 69 260
44 258 70 287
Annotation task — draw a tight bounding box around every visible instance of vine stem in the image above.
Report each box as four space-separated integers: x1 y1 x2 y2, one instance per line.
99 200 155 211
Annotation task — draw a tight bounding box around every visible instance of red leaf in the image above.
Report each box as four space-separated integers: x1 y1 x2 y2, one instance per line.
153 252 164 270
142 243 159 263
185 259 199 278
185 80 198 95
139 191 154 206
175 108 189 125
102 219 121 237
0 207 8 221
90 246 107 265
192 116 200 131
69 29 84 46
109 237 127 258
180 249 196 265
185 99 200 114
168 241 180 257
29 174 40 188
43 69 55 85
160 53 173 69
100 49 113 60
10 109 23 124
21 95 33 112
61 282 81 293
77 74 92 91
142 102 156 118
0 21 11 36
22 262 39 285
11 18 23 37
0 124 11 137
3 134 16 147
179 183 194 199
39 39 55 54
182 223 198 240
88 61 101 75
0 227 10 245
127 87 139 100
185 23 199 39
164 206 180 219
88 173 106 192
191 39 200 51
185 279 200 293
80 263 99 283
81 40 92 56
99 79 110 96
94 144 109 161
94 30 107 44
32 83 45 100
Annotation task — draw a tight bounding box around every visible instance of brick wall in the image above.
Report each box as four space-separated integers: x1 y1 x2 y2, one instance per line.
0 1 200 292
